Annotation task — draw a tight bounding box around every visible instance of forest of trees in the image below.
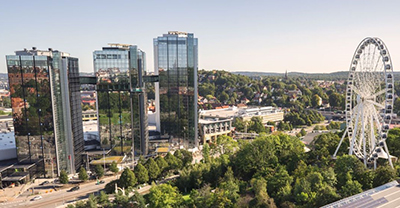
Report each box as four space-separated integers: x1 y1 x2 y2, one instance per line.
67 127 400 208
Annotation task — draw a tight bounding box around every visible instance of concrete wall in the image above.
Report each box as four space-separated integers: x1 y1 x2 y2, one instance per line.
0 148 17 161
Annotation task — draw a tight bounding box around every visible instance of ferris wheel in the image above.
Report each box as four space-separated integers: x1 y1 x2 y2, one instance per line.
333 37 395 168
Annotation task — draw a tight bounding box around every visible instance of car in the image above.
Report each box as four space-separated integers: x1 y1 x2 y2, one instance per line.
69 186 80 192
39 181 49 186
31 196 42 201
96 180 105 185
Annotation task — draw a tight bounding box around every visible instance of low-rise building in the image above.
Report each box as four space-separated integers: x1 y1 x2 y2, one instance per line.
199 106 284 141
199 117 233 144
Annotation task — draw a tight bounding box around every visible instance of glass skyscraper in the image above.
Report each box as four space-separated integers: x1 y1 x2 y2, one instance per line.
94 44 148 155
6 48 84 177
154 31 198 148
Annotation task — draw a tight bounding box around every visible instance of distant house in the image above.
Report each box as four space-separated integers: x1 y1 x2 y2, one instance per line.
241 97 250 104
252 92 263 104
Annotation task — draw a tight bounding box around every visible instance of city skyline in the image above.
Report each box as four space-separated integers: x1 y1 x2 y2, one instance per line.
1 1 400 74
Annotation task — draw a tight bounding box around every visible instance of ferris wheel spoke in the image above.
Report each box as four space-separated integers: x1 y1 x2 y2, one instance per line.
366 89 386 99
351 85 363 97
371 106 383 133
366 100 385 109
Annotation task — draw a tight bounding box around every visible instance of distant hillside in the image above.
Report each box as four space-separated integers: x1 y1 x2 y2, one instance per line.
232 71 400 80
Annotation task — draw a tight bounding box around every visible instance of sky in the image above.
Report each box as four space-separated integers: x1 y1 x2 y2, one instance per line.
1 0 400 74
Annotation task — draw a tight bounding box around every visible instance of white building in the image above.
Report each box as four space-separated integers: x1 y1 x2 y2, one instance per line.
0 115 17 161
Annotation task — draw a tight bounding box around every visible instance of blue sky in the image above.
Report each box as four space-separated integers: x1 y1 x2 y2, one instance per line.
1 0 400 73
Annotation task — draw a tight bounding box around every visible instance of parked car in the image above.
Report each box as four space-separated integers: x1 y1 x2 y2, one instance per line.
69 186 80 192
39 181 49 186
31 196 42 201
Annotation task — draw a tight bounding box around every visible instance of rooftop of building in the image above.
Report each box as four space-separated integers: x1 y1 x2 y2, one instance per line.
199 106 282 119
95 43 143 52
199 117 233 124
322 180 400 208
13 47 70 57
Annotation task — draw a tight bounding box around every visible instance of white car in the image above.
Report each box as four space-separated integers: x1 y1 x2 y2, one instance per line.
31 196 42 201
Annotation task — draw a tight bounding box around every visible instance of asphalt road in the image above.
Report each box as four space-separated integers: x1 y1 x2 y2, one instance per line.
0 175 118 208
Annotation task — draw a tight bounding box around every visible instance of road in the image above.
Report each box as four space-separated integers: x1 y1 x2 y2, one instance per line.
0 175 119 208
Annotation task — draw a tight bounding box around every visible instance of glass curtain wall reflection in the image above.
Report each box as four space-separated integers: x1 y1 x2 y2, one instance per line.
154 31 198 148
94 44 148 155
6 48 84 177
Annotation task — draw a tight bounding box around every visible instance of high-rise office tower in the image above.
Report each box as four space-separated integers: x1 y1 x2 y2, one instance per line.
6 48 84 176
94 44 148 155
154 31 198 148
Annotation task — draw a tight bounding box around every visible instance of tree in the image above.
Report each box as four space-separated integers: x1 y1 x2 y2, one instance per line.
373 165 396 187
341 177 363 197
219 91 229 103
250 178 277 208
386 128 400 158
59 170 69 184
233 117 246 132
164 152 180 170
135 163 149 184
334 155 366 189
233 135 278 180
181 149 194 167
104 179 118 194
248 116 266 133
267 165 293 202
95 164 104 178
138 155 146 165
155 156 169 173
109 161 119 175
85 194 97 208
173 150 184 169
311 94 322 107
146 158 160 181
329 93 344 109
300 128 307 136
148 183 184 208
202 143 211 163
78 167 88 182
118 168 137 189
97 191 110 207
216 135 238 155
130 190 147 208
219 167 240 203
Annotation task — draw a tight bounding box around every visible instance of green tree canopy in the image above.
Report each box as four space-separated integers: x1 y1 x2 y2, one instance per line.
59 170 69 184
155 156 169 173
109 161 119 175
146 158 161 181
118 168 137 189
78 167 88 182
148 183 184 208
95 164 104 178
135 163 149 184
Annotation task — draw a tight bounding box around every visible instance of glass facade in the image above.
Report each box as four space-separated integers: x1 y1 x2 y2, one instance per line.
154 32 198 148
94 45 148 155
6 49 84 176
